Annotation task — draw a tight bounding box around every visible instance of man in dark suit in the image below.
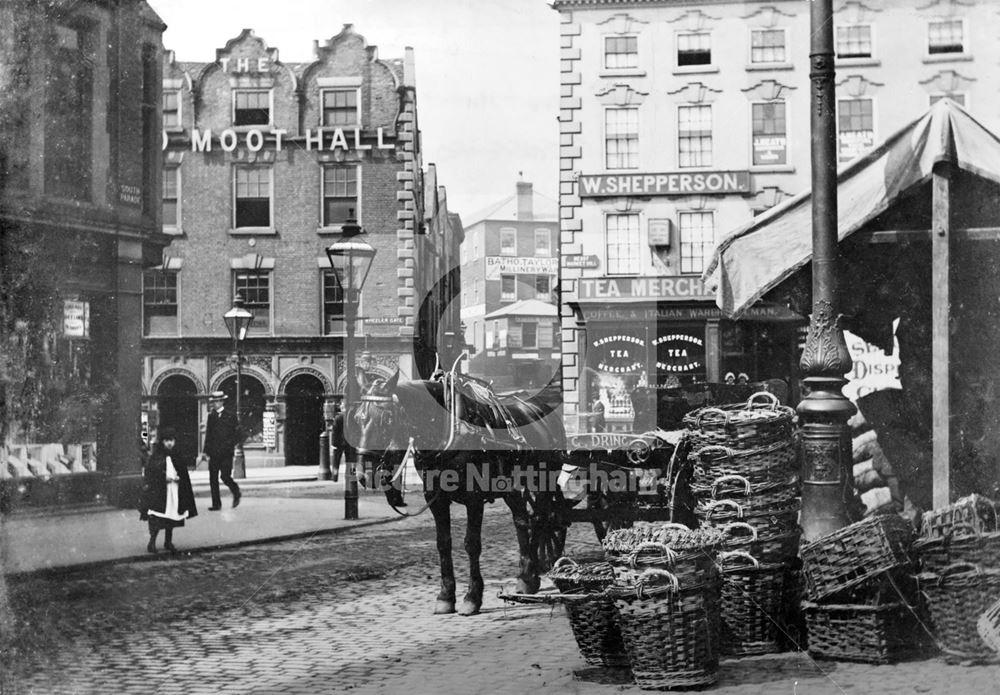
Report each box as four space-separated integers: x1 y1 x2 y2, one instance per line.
201 390 242 510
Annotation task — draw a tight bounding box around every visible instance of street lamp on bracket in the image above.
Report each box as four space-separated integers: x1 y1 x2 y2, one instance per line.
223 294 254 479
326 217 376 520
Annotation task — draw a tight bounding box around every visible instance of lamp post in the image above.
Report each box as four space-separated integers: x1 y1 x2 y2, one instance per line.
798 0 857 542
223 294 253 480
326 218 376 520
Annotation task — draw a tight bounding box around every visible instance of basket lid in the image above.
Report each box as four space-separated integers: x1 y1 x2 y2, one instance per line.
603 522 725 554
548 556 615 583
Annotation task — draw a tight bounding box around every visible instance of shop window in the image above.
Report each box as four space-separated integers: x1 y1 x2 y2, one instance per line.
750 29 786 64
234 270 271 334
321 89 359 127
535 275 550 300
679 211 714 275
500 228 517 256
606 213 641 275
837 98 874 163
143 269 178 335
163 167 180 231
605 107 638 170
929 93 965 107
322 165 358 227
521 322 538 349
751 101 787 166
234 166 272 228
928 19 964 55
233 90 270 126
44 24 92 201
534 229 551 256
501 275 516 301
677 32 711 67
605 35 638 69
163 90 181 128
836 25 872 59
322 270 345 335
678 105 712 168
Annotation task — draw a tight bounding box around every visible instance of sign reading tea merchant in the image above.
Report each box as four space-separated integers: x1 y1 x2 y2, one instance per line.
579 170 751 197
577 276 716 302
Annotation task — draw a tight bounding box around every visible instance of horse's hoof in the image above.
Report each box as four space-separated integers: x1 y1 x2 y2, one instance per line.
516 577 541 595
457 600 481 616
433 600 456 615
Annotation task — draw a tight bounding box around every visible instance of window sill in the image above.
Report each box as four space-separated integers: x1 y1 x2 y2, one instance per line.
229 227 276 236
230 124 274 131
750 164 796 174
836 57 880 68
319 123 361 130
923 53 972 64
316 225 359 235
500 297 517 303
745 62 794 71
672 65 719 76
162 226 184 236
599 68 646 78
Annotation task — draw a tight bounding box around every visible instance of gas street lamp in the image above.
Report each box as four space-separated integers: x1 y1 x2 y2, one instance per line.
223 294 253 479
326 217 376 520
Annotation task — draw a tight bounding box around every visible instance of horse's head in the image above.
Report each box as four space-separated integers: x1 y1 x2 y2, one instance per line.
352 369 401 470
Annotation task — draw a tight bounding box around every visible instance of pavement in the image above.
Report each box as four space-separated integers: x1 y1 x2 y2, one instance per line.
0 466 400 574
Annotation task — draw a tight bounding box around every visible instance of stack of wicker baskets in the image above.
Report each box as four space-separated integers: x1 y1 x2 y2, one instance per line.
800 513 922 663
602 523 725 690
914 494 1000 662
682 393 800 656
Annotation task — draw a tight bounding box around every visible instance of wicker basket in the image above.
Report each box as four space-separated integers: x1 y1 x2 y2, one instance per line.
683 392 795 451
718 521 802 563
800 513 914 601
913 524 1000 574
692 442 797 489
609 569 720 690
976 595 1000 656
920 494 1000 541
691 473 800 510
695 498 801 539
803 600 926 664
919 563 1000 662
717 550 787 656
604 524 724 589
547 556 628 668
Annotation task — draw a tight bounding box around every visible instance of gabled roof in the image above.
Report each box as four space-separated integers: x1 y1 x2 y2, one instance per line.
484 299 558 320
704 99 1000 317
464 190 559 226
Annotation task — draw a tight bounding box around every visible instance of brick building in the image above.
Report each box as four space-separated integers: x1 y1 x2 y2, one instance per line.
143 26 460 468
460 181 560 391
1 0 167 507
551 0 1000 433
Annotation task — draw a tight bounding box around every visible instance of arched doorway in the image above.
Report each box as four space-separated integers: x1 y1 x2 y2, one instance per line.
284 373 325 467
156 375 199 462
219 374 266 446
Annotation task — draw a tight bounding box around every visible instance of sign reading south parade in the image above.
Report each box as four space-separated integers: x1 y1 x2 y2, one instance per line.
578 170 751 197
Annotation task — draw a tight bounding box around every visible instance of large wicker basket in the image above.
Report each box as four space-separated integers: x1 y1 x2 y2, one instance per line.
919 563 1000 662
692 442 797 489
920 494 1000 541
547 557 628 668
691 473 800 510
683 392 795 451
800 513 914 601
803 600 926 664
604 524 724 589
913 524 1000 574
695 498 801 539
609 569 720 690
717 550 787 656
718 521 802 565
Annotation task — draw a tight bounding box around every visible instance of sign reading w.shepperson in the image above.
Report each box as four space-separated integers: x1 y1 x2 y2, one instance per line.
579 171 751 197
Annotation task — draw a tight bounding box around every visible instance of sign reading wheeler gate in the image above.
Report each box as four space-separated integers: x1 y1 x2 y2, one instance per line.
579 171 751 197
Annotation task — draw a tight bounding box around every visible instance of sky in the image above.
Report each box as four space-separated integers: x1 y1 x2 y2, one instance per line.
147 0 562 220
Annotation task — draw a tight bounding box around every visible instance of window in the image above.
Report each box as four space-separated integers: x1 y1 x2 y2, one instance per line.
604 36 638 69
233 90 270 126
322 271 345 334
605 107 638 169
234 270 270 334
836 25 872 59
837 98 874 162
45 24 92 201
143 269 178 335
535 275 550 299
679 211 714 275
677 32 711 67
750 29 786 64
500 228 517 256
521 322 537 349
163 90 180 128
534 229 550 256
234 167 272 228
678 105 712 168
163 168 179 229
928 20 964 55
322 166 358 227
751 102 787 166
322 89 359 126
930 93 966 107
501 275 516 301
606 214 641 275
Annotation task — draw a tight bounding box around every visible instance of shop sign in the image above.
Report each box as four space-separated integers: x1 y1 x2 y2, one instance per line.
363 316 406 325
653 333 704 373
753 136 787 166
62 299 90 338
564 254 600 269
578 276 715 302
262 409 277 449
581 302 802 323
486 256 559 279
591 334 645 374
165 127 395 153
579 170 751 197
567 432 637 451
842 327 901 402
838 130 873 162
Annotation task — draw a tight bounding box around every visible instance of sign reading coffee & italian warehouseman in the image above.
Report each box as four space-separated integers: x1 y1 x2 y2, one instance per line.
578 170 751 197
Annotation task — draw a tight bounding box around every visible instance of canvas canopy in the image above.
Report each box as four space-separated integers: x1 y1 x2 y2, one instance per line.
704 99 1000 317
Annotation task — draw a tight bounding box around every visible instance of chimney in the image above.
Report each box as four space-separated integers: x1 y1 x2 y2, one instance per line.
516 181 533 220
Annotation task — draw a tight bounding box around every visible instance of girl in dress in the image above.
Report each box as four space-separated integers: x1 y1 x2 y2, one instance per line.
139 426 198 553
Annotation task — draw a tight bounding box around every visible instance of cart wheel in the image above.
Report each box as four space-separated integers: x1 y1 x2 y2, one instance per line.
525 488 568 573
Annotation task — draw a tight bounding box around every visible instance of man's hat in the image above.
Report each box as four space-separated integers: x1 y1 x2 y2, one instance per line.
209 390 226 401
158 426 177 441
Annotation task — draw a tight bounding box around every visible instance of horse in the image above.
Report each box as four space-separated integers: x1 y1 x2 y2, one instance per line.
351 368 567 616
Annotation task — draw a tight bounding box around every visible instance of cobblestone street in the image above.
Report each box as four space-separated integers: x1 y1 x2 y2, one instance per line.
3 503 1000 694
